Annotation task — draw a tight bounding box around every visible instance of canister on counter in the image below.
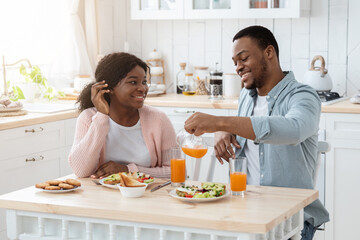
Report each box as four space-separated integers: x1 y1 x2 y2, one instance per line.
223 73 243 97
194 66 209 95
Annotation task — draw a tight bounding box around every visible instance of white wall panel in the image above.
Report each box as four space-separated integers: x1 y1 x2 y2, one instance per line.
274 19 291 69
255 19 274 32
347 0 360 97
157 21 174 92
291 58 308 83
141 21 157 61
329 64 347 96
309 0 328 54
97 0 114 55
188 20 206 69
205 20 222 71
348 0 360 54
113 0 126 52
126 0 141 56
221 19 239 73
328 3 348 65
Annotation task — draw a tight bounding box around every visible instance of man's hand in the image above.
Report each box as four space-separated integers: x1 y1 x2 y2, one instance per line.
90 161 129 179
214 131 241 164
184 112 219 136
91 80 111 115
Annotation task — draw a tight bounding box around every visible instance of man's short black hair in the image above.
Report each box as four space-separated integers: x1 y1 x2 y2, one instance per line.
233 25 279 59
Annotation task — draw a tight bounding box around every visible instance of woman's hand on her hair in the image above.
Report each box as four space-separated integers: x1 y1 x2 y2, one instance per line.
91 80 110 115
90 161 129 179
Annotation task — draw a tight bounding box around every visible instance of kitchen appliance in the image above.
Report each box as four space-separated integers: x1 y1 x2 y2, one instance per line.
206 63 223 100
303 55 341 104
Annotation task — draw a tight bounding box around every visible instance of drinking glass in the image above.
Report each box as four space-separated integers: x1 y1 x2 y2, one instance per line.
229 157 247 197
170 146 186 187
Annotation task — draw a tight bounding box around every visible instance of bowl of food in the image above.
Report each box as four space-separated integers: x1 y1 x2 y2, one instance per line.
117 172 147 198
118 184 147 198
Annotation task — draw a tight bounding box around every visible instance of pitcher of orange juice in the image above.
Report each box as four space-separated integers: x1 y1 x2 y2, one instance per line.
176 129 208 158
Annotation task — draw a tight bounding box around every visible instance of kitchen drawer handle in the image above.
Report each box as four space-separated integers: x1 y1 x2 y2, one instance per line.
25 155 44 162
173 110 196 114
25 127 44 133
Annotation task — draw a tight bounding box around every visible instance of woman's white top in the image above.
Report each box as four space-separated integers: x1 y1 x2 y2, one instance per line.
244 95 268 185
105 117 151 167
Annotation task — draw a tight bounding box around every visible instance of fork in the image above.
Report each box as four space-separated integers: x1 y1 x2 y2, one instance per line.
92 179 101 185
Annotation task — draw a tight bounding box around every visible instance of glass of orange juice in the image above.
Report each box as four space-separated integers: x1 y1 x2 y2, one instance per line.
170 147 186 187
229 157 247 197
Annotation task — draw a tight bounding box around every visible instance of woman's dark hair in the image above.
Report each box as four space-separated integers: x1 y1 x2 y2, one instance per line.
77 52 150 112
233 25 279 59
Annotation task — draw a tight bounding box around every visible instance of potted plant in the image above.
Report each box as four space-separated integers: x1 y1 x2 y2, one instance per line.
9 65 63 101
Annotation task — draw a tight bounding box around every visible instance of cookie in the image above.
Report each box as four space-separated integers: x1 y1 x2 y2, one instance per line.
45 186 61 190
59 183 75 189
35 183 50 189
65 179 81 187
46 180 63 186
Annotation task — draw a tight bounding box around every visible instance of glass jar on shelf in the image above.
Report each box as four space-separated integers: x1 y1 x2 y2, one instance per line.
176 62 186 94
180 73 196 96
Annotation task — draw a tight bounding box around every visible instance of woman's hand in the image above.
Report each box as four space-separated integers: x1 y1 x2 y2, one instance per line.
214 131 241 164
91 80 111 115
90 161 129 179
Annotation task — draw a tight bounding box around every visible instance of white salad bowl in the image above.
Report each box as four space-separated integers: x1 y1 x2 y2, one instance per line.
117 184 147 198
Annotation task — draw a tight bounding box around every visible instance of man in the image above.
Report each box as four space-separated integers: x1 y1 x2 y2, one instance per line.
184 25 329 240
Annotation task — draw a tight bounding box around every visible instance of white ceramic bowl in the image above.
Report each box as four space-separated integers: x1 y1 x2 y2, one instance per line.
117 184 147 198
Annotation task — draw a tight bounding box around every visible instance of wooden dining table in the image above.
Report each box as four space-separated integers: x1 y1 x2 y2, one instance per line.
0 175 318 240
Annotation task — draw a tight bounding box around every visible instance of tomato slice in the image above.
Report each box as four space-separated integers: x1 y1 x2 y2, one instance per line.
185 194 193 198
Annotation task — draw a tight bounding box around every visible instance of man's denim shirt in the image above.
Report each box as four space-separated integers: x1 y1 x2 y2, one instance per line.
235 71 329 226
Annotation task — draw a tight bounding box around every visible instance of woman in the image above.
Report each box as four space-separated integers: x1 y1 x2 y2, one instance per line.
68 52 176 178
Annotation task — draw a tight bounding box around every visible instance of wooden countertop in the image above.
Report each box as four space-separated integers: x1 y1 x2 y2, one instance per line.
0 176 318 233
145 93 239 109
321 99 360 114
146 94 360 114
0 100 80 131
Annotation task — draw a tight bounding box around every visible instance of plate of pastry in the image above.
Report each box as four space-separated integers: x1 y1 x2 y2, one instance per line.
35 179 82 193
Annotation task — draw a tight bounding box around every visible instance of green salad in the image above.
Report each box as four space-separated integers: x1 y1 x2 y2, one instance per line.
176 182 226 199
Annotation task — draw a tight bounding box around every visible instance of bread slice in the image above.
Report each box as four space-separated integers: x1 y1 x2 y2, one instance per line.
120 173 145 187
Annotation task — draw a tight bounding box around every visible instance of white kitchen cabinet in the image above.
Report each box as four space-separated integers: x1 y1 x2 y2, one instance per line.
131 0 305 20
0 117 77 237
322 113 360 240
131 0 184 20
0 121 65 161
184 0 240 19
239 0 303 19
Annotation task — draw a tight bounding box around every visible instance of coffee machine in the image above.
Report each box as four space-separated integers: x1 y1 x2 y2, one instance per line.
206 63 223 100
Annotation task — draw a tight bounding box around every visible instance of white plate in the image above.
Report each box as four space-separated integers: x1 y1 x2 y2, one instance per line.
40 186 81 193
168 189 230 203
147 91 164 97
99 178 153 189
0 107 23 112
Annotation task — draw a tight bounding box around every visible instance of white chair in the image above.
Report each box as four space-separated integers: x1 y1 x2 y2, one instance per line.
314 141 330 186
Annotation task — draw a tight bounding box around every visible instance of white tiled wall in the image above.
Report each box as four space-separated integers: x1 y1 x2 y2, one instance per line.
97 0 360 97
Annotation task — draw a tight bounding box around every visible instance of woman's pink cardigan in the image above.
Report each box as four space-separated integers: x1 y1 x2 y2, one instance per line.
68 105 177 178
